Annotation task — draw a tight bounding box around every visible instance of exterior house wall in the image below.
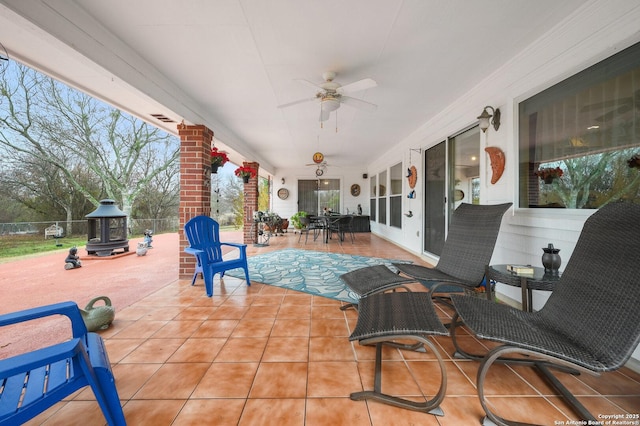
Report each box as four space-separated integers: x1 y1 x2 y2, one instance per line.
366 0 640 365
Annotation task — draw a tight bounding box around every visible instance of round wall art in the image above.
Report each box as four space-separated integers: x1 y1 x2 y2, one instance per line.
277 188 289 200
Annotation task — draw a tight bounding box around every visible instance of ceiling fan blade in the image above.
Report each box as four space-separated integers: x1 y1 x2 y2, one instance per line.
277 97 316 109
341 95 377 112
295 79 323 89
336 78 377 94
319 108 331 122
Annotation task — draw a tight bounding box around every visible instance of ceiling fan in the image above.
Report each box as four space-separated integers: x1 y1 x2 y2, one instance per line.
278 71 377 122
304 152 333 176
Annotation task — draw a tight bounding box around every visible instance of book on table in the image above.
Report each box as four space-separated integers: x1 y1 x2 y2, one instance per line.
507 264 534 275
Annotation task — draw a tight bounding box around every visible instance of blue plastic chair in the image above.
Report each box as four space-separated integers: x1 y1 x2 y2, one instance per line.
0 301 126 425
184 215 251 297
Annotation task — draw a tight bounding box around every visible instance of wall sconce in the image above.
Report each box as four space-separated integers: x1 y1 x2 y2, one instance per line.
477 106 501 133
281 178 285 184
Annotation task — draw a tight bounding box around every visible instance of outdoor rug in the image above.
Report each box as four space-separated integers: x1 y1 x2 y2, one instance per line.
226 249 412 303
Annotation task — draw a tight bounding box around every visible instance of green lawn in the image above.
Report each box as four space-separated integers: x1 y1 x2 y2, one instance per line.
0 234 89 259
0 227 243 260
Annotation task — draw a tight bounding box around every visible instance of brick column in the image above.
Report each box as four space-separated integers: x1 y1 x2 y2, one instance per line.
242 161 260 244
178 124 213 279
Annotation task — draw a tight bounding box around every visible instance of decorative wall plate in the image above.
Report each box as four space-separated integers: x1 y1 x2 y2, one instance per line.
277 188 289 200
350 184 361 196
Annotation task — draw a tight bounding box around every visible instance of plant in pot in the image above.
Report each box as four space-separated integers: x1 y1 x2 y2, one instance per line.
235 165 257 183
210 147 229 173
290 211 308 230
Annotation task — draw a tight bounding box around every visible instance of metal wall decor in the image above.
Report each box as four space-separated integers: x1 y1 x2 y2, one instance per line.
407 166 417 189
407 148 421 189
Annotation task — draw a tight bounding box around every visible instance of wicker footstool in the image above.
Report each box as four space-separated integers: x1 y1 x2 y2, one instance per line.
349 291 449 415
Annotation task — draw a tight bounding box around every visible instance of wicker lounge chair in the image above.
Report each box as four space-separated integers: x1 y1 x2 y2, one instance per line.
450 201 640 425
340 202 512 308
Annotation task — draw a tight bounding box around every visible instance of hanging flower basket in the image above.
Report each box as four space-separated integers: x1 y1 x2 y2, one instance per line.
235 166 257 183
210 147 229 173
534 167 563 184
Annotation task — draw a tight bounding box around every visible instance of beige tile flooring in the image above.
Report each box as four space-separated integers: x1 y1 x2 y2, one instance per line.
23 231 640 425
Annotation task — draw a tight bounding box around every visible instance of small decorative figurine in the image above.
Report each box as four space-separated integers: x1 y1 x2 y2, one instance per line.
143 229 153 248
136 242 148 256
64 247 82 270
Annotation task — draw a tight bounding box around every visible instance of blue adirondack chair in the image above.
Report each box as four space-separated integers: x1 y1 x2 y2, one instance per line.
184 215 251 297
0 301 126 425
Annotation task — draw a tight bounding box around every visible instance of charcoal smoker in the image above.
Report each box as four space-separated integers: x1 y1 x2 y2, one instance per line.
85 199 129 256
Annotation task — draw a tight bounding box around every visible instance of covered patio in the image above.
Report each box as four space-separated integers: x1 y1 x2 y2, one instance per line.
1 1 639 424
1 232 638 425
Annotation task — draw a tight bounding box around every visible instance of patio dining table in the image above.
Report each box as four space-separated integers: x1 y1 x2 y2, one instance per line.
308 214 351 243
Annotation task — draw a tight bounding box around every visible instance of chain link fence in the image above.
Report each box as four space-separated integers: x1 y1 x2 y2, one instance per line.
0 218 179 238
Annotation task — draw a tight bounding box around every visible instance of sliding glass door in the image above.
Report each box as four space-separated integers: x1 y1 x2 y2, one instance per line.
423 126 481 256
424 141 446 255
297 179 341 215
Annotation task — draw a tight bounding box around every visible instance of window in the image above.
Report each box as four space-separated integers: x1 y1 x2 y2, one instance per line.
298 179 340 215
378 170 387 224
369 175 377 221
519 41 640 209
390 163 402 228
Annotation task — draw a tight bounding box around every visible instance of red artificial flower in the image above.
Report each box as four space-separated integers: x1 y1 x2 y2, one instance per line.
534 167 564 180
234 166 257 178
211 147 229 167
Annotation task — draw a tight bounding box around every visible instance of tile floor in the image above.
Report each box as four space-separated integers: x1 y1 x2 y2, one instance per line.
12 231 640 425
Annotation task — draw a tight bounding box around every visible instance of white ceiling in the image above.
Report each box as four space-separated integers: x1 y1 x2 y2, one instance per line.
0 0 588 174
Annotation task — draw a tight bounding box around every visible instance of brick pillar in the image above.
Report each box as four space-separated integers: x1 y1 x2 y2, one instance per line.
178 124 213 279
242 161 260 244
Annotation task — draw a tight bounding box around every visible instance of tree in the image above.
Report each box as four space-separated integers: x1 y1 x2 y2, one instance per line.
0 62 179 227
213 173 244 228
258 177 270 212
539 148 640 209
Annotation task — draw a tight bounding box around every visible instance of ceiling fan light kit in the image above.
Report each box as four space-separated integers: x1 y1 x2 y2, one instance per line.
278 71 378 123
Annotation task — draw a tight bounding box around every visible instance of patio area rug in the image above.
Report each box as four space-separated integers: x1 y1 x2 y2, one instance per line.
226 249 411 303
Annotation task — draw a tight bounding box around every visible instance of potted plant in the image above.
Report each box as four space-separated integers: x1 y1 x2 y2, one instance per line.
210 147 229 173
234 165 257 183
534 166 563 184
290 211 308 230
